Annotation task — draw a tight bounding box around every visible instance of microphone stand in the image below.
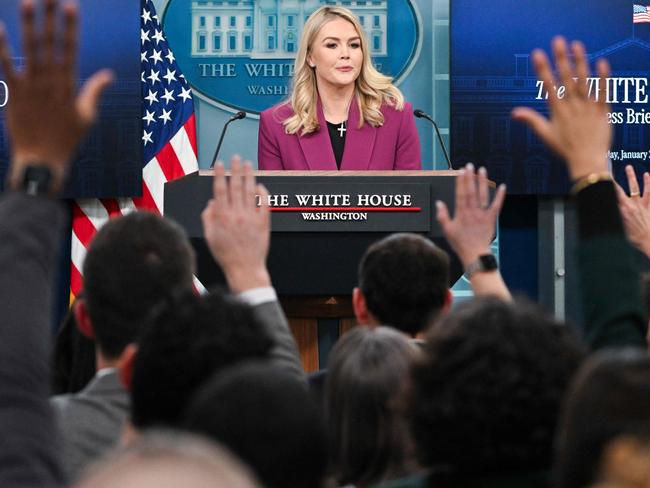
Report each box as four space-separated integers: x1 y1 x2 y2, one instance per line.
209 111 247 168
414 109 452 169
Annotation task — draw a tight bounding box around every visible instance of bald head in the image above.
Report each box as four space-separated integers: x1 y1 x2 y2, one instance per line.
74 431 260 488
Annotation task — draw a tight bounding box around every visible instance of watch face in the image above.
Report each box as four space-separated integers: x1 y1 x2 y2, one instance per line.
479 254 498 270
22 165 53 196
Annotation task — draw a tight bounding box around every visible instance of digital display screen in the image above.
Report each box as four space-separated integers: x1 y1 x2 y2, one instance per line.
451 0 650 194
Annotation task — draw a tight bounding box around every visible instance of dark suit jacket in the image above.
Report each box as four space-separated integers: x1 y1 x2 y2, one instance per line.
0 192 65 488
258 97 422 171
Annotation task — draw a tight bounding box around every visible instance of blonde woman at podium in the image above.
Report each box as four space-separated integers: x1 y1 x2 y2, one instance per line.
258 6 421 171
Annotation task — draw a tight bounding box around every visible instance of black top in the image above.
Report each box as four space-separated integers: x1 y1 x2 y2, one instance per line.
326 120 347 169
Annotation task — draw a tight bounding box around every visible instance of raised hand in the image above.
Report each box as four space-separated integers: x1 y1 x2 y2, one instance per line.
437 164 510 299
0 0 113 191
512 37 611 181
616 165 650 258
436 163 506 268
201 157 272 293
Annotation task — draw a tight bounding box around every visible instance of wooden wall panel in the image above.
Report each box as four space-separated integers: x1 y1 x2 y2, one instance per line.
288 318 319 372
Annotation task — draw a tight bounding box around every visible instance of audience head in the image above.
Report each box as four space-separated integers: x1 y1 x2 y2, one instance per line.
355 233 450 336
592 436 650 488
183 361 327 488
325 326 418 487
130 290 273 430
408 297 585 477
80 211 195 360
74 430 261 488
555 349 650 488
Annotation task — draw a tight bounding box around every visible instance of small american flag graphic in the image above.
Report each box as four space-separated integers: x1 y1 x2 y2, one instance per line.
634 4 650 23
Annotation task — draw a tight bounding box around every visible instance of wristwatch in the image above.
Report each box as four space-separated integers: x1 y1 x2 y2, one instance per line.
21 165 54 196
465 254 498 278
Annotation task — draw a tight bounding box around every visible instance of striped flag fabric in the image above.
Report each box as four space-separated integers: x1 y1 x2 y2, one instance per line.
70 0 200 300
634 4 650 23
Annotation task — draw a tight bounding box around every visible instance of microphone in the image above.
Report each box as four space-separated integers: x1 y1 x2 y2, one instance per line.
209 111 247 168
414 109 452 169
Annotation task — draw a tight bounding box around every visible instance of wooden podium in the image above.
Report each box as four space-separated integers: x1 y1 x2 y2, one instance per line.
165 170 464 371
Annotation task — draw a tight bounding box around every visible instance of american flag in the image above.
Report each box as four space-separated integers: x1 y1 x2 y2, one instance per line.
634 4 650 23
70 0 200 300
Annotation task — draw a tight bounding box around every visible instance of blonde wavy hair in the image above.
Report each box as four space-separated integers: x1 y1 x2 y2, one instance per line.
283 6 404 136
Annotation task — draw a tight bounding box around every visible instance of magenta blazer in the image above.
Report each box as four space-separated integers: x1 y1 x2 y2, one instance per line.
257 97 422 170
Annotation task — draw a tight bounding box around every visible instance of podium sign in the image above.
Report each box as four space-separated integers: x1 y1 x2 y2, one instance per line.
165 171 465 295
252 182 431 232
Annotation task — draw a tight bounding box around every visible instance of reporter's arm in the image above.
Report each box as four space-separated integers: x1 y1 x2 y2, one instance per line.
202 159 305 383
0 1 111 483
0 192 66 488
512 37 645 349
576 181 645 348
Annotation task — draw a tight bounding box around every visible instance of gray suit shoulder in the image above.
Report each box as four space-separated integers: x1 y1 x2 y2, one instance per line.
252 300 306 385
51 371 129 482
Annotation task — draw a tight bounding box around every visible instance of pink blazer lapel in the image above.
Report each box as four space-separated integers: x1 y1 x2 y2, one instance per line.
297 98 337 170
340 98 376 170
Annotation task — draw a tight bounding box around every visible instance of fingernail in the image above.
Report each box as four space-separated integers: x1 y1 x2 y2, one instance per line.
466 163 474 171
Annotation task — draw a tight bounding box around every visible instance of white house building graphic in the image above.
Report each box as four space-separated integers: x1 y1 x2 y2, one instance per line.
191 0 388 58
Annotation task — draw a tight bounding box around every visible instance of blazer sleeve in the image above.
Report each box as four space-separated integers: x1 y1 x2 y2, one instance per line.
0 192 66 488
575 181 646 349
258 110 284 170
394 102 422 170
251 300 306 385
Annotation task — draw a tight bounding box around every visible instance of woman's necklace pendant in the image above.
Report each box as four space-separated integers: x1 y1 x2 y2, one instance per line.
337 121 347 137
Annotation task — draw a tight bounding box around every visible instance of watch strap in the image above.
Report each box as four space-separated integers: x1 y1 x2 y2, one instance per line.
21 165 54 196
465 254 498 278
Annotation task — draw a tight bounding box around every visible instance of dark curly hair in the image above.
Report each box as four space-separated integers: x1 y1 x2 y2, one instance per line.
130 290 273 429
358 233 449 336
554 349 650 488
407 297 585 476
